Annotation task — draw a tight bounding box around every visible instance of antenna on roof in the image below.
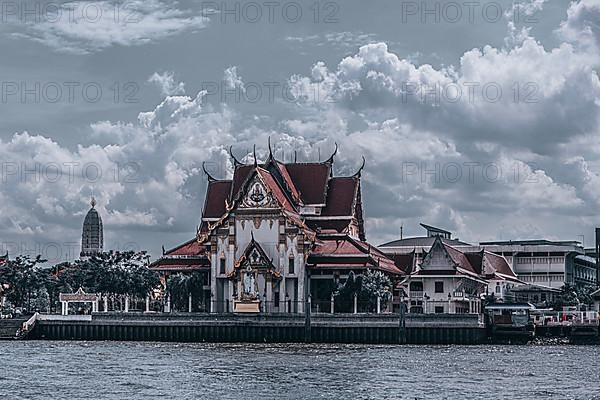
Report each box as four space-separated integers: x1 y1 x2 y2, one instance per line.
202 162 217 182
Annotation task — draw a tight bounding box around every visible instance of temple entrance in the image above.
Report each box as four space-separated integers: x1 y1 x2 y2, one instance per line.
230 238 281 313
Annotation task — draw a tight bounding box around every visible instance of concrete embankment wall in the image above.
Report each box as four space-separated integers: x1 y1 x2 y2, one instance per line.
29 313 486 345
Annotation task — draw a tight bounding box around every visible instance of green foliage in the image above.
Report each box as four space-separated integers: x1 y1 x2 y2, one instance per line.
552 283 596 310
334 270 393 313
0 251 159 312
0 255 48 310
166 272 206 311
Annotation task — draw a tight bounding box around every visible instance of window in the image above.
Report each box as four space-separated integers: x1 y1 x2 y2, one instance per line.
289 256 295 274
219 257 226 274
495 285 501 294
434 281 444 293
274 291 280 307
435 306 444 314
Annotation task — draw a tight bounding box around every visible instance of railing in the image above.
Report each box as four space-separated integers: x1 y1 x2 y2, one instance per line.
532 311 599 326
19 312 39 336
409 291 424 298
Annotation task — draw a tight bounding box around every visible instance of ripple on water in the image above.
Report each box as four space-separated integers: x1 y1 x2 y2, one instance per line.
0 342 599 399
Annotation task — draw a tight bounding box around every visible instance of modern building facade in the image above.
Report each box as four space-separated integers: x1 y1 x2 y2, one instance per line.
480 240 597 289
151 143 403 313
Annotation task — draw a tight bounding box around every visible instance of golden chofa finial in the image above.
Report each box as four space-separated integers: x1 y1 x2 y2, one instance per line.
91 197 97 208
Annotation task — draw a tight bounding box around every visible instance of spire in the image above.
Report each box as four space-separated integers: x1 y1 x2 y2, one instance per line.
81 199 103 258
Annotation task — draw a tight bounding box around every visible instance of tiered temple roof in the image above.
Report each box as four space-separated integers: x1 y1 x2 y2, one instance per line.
151 142 402 276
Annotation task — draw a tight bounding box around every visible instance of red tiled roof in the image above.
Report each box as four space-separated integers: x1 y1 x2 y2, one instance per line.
275 161 301 203
464 251 484 274
283 163 330 204
230 164 254 200
306 219 351 233
203 181 232 219
444 244 478 274
165 238 204 256
485 251 517 278
309 234 403 275
321 177 358 216
392 252 415 274
256 168 295 212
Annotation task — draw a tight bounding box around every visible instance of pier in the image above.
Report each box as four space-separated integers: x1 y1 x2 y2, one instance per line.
27 312 486 345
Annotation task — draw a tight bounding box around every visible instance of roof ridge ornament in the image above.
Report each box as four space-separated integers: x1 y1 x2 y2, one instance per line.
90 196 96 208
351 156 366 178
267 136 274 161
229 145 242 167
253 144 258 167
202 161 217 182
325 142 338 165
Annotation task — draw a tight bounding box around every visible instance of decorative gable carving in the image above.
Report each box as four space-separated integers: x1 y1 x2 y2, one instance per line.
421 238 454 271
239 178 277 209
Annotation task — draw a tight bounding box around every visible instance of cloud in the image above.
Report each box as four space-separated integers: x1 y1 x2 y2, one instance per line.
148 71 186 96
3 1 600 259
223 66 245 92
11 0 207 54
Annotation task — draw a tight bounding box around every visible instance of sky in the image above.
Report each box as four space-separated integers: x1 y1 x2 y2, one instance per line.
0 0 599 264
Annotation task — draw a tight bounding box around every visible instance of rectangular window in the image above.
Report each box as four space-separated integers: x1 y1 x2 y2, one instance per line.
434 281 444 293
435 306 444 314
289 257 295 274
219 258 226 274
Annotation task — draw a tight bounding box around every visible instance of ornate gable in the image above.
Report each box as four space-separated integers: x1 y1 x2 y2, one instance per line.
230 236 281 278
240 177 277 209
420 237 455 271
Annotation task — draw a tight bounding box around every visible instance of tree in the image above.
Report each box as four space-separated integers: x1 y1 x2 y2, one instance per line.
166 272 206 312
51 251 159 311
334 270 393 313
0 255 47 310
552 283 595 310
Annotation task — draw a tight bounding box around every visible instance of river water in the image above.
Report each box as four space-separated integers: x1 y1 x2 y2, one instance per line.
0 342 599 399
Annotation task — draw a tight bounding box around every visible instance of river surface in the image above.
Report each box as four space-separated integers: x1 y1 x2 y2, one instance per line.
0 341 599 399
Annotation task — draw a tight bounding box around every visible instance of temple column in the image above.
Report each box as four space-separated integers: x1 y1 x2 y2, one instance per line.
103 296 108 312
377 295 381 314
165 295 171 313
124 296 130 313
330 294 335 314
188 293 193 313
353 294 358 314
145 296 150 312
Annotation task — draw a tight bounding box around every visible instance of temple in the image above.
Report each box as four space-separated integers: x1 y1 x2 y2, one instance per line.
80 198 103 258
151 142 403 313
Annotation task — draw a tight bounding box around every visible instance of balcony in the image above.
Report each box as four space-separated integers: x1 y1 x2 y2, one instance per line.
409 291 424 299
